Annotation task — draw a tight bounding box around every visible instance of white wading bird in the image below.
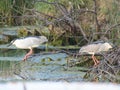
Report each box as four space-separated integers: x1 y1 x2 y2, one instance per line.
8 36 48 61
79 41 113 66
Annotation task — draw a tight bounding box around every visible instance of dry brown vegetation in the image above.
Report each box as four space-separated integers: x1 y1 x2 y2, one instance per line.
1 0 120 46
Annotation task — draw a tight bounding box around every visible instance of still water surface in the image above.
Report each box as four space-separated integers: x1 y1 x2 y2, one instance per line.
0 46 85 82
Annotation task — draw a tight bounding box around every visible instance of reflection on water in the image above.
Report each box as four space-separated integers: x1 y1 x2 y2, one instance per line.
0 45 85 82
0 48 25 80
0 49 26 57
0 61 21 80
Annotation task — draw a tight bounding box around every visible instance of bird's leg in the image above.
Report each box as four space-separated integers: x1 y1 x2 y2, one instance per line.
92 54 100 66
91 55 97 66
93 56 100 64
23 48 33 61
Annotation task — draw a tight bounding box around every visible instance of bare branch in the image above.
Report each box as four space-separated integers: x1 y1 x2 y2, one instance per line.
75 23 89 42
35 0 68 14
93 0 101 33
105 23 120 34
77 9 96 14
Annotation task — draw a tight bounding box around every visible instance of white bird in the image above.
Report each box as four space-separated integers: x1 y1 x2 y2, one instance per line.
8 36 48 61
79 41 112 66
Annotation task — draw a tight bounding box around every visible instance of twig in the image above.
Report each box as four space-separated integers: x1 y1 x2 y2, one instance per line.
75 23 89 42
105 23 120 34
97 69 120 80
93 0 101 35
78 9 96 14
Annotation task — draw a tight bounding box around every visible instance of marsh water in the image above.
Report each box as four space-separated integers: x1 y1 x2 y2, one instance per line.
0 46 86 82
0 27 86 82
